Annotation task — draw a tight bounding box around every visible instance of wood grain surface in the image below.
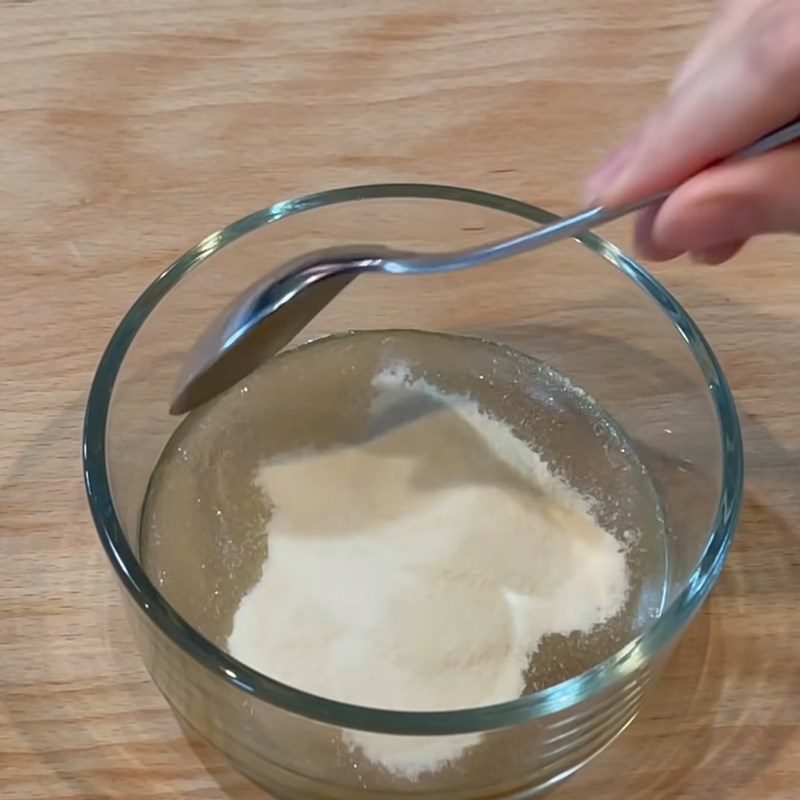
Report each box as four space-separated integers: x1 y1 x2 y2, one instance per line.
1 1 798 798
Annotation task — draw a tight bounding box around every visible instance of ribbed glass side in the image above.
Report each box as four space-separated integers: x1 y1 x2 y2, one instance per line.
130 601 666 800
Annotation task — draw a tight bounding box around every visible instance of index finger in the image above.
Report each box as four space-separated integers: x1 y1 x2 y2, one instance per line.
597 2 800 207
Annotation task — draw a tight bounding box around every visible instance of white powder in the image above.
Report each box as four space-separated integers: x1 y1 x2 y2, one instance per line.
227 363 628 779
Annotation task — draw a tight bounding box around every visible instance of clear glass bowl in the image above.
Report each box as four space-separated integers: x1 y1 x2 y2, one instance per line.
83 184 743 799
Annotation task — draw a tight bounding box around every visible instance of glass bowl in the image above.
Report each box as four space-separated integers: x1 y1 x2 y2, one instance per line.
83 184 743 799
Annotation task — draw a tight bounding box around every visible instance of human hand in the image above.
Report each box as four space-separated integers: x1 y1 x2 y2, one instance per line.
583 0 800 264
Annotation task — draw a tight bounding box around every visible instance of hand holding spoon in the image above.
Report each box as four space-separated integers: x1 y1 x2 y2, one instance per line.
171 119 800 415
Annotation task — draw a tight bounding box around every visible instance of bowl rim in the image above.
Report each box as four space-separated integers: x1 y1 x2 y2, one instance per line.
83 182 743 736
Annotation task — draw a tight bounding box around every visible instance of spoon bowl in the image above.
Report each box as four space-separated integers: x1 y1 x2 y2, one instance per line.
170 246 394 414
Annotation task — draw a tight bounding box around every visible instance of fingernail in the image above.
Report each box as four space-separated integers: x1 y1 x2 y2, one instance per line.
593 110 667 205
690 250 713 265
689 240 745 266
601 152 642 207
583 142 635 205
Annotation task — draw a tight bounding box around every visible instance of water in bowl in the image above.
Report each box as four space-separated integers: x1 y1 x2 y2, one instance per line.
140 329 667 698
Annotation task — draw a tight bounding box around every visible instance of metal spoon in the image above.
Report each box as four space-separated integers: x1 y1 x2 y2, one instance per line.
171 119 800 415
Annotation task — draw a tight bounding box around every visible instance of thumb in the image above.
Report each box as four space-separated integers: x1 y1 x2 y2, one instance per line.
647 143 800 254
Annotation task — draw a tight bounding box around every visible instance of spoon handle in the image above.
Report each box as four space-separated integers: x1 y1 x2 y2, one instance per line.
391 118 800 275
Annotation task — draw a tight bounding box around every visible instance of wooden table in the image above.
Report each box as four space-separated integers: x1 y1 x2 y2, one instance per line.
2 1 798 798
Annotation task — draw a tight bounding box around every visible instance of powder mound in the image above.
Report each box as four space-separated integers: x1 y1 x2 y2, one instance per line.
227 362 628 779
